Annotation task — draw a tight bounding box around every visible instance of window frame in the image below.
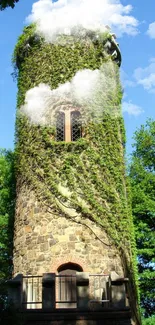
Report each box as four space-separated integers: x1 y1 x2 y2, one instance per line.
56 109 82 142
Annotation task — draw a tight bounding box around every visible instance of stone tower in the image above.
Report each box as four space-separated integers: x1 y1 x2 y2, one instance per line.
11 24 140 325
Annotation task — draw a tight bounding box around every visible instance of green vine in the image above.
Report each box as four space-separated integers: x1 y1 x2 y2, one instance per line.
14 25 140 323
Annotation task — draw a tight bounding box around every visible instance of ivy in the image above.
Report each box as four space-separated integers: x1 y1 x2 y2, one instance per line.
14 25 140 322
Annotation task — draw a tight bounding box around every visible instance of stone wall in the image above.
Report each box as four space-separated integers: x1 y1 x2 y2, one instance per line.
13 186 124 277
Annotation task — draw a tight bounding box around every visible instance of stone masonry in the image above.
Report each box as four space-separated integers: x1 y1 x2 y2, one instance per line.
13 185 124 277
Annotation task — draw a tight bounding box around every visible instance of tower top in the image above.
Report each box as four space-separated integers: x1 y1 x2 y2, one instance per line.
13 24 121 71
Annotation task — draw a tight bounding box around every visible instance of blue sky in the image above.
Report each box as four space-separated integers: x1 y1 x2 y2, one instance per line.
0 0 155 156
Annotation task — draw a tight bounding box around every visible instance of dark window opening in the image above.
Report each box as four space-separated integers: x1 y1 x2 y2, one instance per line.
71 111 82 141
57 263 83 308
58 262 83 273
56 112 65 141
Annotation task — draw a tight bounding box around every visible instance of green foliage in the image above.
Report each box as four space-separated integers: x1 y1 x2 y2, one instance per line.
0 0 19 10
142 316 155 325
14 25 140 321
13 24 38 71
0 149 15 279
0 150 16 310
129 120 155 317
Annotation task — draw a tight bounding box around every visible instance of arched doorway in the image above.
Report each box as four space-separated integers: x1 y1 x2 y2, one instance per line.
57 263 83 308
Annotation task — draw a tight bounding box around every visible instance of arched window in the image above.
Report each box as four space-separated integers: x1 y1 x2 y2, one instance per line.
58 262 83 273
56 112 65 141
71 111 82 141
56 110 82 142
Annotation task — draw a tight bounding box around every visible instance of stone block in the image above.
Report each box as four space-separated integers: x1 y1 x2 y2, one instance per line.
37 254 45 262
58 235 69 242
68 242 75 249
40 243 49 252
20 249 27 256
49 238 58 246
52 246 61 255
34 207 40 214
37 236 46 244
69 234 77 241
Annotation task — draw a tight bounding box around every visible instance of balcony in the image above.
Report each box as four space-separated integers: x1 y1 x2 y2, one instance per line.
7 272 131 325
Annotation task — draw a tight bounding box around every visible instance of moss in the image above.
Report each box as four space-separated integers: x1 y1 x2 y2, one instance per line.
14 25 140 322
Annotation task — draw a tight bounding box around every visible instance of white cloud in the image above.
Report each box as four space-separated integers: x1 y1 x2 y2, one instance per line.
26 0 139 43
21 83 53 125
124 80 136 87
122 101 144 116
147 22 155 39
21 61 119 126
134 58 155 93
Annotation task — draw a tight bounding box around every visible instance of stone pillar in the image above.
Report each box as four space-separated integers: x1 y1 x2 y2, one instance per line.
110 271 129 309
8 274 23 309
76 272 89 309
42 273 55 309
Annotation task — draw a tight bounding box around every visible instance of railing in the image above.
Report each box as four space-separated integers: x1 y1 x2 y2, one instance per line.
19 273 128 310
89 274 110 308
55 275 77 308
22 276 42 309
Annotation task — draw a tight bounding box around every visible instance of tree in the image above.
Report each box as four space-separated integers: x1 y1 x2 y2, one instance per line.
142 316 155 325
0 0 19 10
129 120 155 318
0 150 15 309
